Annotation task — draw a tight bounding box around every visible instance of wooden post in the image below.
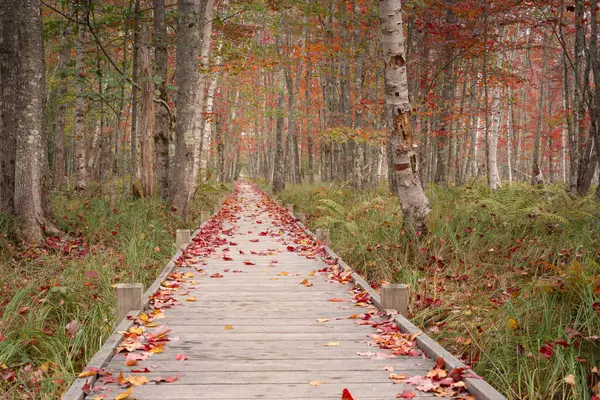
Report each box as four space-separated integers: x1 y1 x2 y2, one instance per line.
116 283 143 321
296 212 306 225
381 284 409 317
176 229 191 248
200 211 210 224
315 228 330 245
287 203 294 213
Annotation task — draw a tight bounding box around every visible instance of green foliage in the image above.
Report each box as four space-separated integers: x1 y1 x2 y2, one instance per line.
277 181 600 400
0 184 228 398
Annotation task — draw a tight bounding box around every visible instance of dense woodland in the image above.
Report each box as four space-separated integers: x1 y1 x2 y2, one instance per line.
0 0 599 240
1 0 600 398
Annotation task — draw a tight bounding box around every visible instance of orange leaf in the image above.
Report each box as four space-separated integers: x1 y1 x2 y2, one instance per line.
115 386 134 400
77 370 95 378
328 298 345 302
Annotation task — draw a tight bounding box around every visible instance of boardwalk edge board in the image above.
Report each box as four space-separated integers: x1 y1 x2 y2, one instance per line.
61 202 226 400
288 206 508 400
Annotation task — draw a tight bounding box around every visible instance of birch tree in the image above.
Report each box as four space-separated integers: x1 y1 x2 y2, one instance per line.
379 0 430 235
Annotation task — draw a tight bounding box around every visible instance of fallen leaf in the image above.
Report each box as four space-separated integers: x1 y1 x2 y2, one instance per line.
224 325 233 330
342 388 355 400
540 342 554 358
126 375 149 386
115 386 134 400
186 296 196 302
309 380 324 386
300 278 313 287
328 298 345 302
210 273 223 278
323 342 340 347
175 354 188 361
389 373 406 380
77 370 96 378
396 391 416 399
507 317 518 330
564 374 576 387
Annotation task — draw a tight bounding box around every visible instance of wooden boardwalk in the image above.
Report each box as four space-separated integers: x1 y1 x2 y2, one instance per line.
75 182 504 400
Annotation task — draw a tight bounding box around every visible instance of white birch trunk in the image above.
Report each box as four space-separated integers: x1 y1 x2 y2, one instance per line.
379 0 430 234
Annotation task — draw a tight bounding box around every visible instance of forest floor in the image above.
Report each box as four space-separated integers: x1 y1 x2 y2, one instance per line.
273 181 600 400
0 181 229 399
0 180 599 399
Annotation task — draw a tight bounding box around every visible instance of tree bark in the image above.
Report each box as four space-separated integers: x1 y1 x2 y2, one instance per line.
531 36 547 186
190 0 215 199
0 0 49 241
138 23 155 196
171 0 201 219
74 1 89 191
435 4 456 186
153 0 170 199
379 0 430 235
272 69 286 194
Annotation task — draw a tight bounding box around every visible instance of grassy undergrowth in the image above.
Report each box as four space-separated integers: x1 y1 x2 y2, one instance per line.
275 181 600 400
0 181 229 399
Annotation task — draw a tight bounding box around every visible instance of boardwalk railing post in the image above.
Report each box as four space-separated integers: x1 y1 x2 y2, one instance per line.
315 228 330 245
176 229 191 248
200 211 210 224
287 204 294 213
296 212 306 225
116 283 143 321
381 284 409 317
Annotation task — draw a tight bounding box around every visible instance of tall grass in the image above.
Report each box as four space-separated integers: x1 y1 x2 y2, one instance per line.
275 181 600 400
0 181 228 399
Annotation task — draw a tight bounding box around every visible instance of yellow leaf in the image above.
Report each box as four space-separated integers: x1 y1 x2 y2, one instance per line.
389 373 406 380
124 359 138 367
316 318 330 323
564 374 576 387
129 327 143 335
139 314 150 322
300 278 313 287
115 386 134 400
77 370 95 378
186 296 196 302
269 277 278 281
183 272 194 278
278 272 289 276
323 342 340 347
149 344 164 354
126 375 149 386
309 380 324 386
507 318 518 330
224 325 233 330
308 271 315 277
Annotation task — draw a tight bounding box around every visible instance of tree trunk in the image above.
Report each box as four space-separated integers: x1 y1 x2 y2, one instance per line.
435 4 456 186
532 36 547 186
379 0 430 235
74 2 89 191
0 0 49 241
130 0 141 187
170 0 201 220
53 29 70 187
272 69 286 194
137 23 155 197
153 0 170 199
190 0 215 199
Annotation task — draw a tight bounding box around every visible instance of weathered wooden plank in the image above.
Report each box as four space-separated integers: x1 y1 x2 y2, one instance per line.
86 382 436 399
111 348 422 361
106 358 433 372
